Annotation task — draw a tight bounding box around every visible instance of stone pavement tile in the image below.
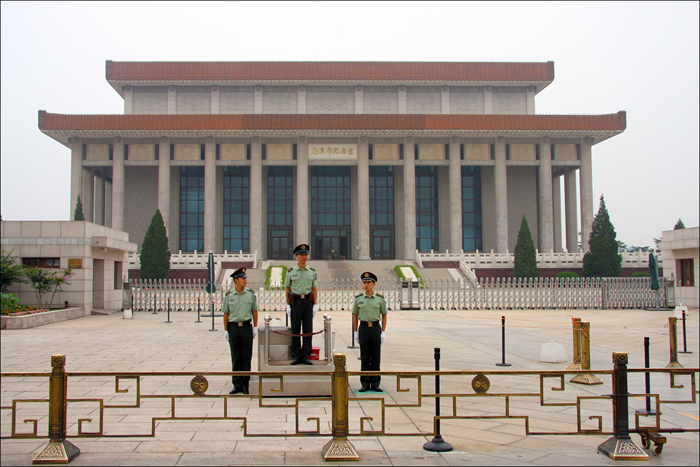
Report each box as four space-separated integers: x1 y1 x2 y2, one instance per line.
0 440 44 455
135 440 235 454
70 440 141 453
191 429 244 441
346 438 385 451
378 435 431 453
233 437 329 452
442 451 539 466
386 451 449 466
69 452 184 466
532 452 623 466
178 451 283 465
283 451 334 465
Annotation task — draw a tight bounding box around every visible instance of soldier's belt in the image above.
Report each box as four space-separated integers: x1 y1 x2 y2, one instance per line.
229 320 252 327
294 293 313 300
360 321 379 328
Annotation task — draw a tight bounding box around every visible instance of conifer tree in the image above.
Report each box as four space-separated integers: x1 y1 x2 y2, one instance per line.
73 195 85 221
513 216 538 278
140 209 170 280
582 195 621 277
674 218 685 230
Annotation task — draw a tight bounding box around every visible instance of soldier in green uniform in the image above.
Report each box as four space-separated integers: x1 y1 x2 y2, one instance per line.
223 267 258 395
352 272 388 392
284 244 319 365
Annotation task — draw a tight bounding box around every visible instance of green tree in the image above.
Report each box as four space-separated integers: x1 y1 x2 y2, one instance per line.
513 216 538 278
74 195 85 221
582 195 622 277
140 209 171 280
47 269 73 309
25 268 55 308
1 249 28 292
674 218 685 230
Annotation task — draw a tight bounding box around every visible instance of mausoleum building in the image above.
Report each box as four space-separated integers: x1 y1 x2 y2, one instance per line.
38 61 626 260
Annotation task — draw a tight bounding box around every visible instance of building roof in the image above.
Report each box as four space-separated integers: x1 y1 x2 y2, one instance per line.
105 61 555 95
38 111 626 147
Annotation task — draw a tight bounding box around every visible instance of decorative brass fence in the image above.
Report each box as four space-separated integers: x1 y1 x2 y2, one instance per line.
2 354 697 463
128 277 671 312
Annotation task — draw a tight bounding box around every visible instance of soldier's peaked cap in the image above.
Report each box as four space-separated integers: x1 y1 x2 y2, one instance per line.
293 244 310 255
230 267 247 279
361 272 377 282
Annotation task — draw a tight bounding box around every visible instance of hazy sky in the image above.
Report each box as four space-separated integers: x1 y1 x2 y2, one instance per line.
1 1 698 248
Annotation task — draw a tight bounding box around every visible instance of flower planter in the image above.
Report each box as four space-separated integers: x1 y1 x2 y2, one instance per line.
1 307 88 329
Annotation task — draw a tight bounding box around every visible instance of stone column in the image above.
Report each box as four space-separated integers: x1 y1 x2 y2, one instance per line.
398 86 407 114
158 138 170 233
124 86 133 115
70 137 82 220
94 176 105 225
403 136 416 259
579 138 594 253
249 138 263 257
355 86 363 114
357 137 370 259
295 137 309 246
538 137 554 252
564 168 578 252
254 86 263 114
298 86 306 114
553 174 563 253
449 138 462 252
211 86 219 114
82 169 94 222
441 86 450 114
111 137 125 231
494 137 508 252
484 86 493 114
105 180 112 228
167 86 176 114
526 86 536 114
204 138 216 253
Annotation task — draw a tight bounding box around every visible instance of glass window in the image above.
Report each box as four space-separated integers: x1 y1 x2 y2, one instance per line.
415 166 439 252
369 166 395 259
266 166 293 259
179 167 204 252
680 259 695 287
223 166 250 252
462 166 483 251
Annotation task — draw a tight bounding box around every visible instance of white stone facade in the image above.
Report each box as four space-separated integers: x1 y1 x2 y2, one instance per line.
1 221 137 312
661 227 699 308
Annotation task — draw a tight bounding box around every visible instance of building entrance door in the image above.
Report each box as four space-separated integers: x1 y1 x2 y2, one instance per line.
315 234 349 260
311 166 352 259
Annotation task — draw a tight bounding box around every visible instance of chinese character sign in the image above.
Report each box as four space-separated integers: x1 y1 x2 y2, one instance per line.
308 144 358 160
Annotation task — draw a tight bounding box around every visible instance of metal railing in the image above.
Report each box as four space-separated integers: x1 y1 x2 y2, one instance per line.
2 354 697 463
128 277 672 312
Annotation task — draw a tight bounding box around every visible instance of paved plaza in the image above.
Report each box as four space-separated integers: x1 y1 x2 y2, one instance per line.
1 306 698 466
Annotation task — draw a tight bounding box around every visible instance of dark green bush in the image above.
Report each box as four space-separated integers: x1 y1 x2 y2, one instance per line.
631 272 651 277
556 271 579 278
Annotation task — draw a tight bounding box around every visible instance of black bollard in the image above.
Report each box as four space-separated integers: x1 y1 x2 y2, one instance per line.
152 293 158 314
495 316 511 366
165 298 172 323
130 294 134 312
209 300 217 331
424 348 453 452
347 323 358 349
195 297 202 323
635 337 657 416
679 309 693 354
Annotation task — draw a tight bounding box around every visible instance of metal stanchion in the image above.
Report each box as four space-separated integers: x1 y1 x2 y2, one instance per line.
165 298 172 323
666 317 683 368
636 337 658 416
571 322 602 385
323 354 359 461
424 348 453 452
679 309 692 354
347 322 358 349
598 353 648 460
565 317 582 371
32 355 80 464
195 297 202 323
209 299 217 332
495 316 511 367
152 293 157 314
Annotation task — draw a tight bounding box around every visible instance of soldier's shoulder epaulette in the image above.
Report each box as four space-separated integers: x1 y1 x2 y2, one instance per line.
308 267 316 271
245 287 255 294
225 290 231 296
376 293 384 298
355 293 363 298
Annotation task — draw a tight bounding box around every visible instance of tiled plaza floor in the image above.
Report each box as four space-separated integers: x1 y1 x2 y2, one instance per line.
2 307 698 465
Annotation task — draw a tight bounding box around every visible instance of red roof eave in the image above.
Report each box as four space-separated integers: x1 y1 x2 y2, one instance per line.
38 111 626 133
105 61 555 83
